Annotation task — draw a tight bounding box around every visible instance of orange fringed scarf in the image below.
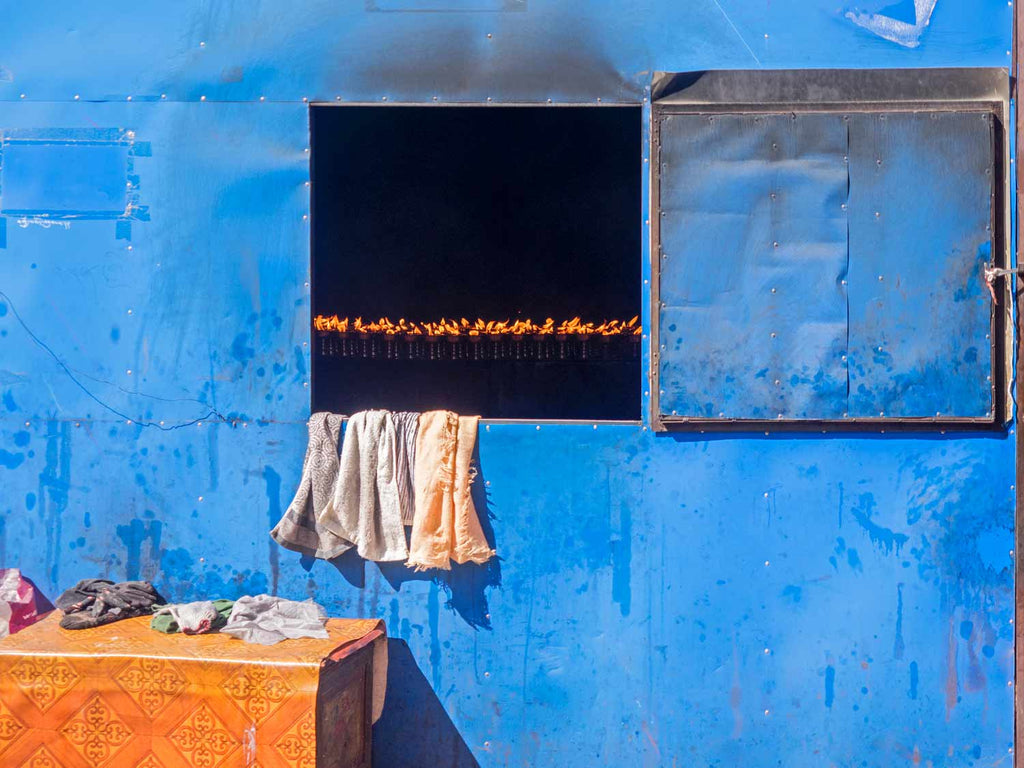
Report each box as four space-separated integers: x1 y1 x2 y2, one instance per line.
407 411 495 570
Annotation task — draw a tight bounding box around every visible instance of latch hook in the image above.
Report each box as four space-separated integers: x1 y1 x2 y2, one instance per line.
983 264 1023 304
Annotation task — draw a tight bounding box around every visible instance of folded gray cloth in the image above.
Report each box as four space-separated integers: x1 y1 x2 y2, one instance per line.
221 594 329 645
271 412 353 560
318 410 408 562
392 411 420 526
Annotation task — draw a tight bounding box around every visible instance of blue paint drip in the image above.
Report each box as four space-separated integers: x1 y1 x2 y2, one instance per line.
39 422 70 590
909 661 919 700
207 423 219 491
825 665 835 708
428 581 442 691
115 518 163 581
389 598 400 637
200 568 269 599
2 391 16 411
976 527 1013 572
263 466 282 596
158 547 196 601
837 483 844 528
851 494 908 555
847 548 862 572
611 504 632 617
893 583 904 659
231 333 255 365
0 450 24 469
12 431 30 447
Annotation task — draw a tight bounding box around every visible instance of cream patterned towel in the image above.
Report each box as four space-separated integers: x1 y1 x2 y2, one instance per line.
271 412 353 560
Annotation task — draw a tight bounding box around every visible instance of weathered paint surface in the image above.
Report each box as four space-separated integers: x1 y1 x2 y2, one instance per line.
0 2 1015 767
657 109 996 421
0 1 1011 103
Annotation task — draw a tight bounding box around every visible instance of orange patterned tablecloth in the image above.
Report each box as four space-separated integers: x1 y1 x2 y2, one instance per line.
0 611 384 768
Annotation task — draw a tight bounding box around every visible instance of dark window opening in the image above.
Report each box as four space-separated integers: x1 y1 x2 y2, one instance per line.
311 105 642 420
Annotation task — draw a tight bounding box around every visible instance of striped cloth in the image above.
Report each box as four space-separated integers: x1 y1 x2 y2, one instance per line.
391 411 420 526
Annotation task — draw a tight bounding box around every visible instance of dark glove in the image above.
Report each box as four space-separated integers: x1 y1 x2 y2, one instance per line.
54 579 114 613
56 578 165 630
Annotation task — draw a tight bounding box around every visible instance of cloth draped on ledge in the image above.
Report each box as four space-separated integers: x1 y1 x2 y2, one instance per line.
319 409 409 562
270 412 352 559
271 408 495 569
407 412 495 570
392 410 420 526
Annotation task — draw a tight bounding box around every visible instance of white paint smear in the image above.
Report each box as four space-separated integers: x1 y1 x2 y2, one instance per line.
846 0 937 48
16 217 71 230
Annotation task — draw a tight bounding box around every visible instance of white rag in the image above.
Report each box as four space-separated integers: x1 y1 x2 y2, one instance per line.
319 410 408 562
152 601 220 635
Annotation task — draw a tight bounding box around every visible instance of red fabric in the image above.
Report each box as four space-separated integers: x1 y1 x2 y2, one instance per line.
0 570 53 637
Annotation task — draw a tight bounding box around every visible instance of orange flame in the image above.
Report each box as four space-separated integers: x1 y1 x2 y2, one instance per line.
314 315 641 337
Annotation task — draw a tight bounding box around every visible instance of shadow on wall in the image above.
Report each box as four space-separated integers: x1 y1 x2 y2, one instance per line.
373 639 480 768
324 442 501 629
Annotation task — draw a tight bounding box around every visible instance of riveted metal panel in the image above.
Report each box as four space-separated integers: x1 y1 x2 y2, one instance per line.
846 111 996 420
656 112 849 420
0 3 1011 103
0 101 310 426
651 69 1010 431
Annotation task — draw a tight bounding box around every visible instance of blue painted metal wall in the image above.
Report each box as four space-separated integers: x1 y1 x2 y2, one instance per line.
0 2 1015 766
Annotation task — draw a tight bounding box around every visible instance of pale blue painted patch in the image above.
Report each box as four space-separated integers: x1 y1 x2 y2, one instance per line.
1 142 129 215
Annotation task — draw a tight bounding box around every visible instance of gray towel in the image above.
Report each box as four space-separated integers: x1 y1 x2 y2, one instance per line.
271 412 353 560
392 411 420 526
221 594 328 645
318 410 409 562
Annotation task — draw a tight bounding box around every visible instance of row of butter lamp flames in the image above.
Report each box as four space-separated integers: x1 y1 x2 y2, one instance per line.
314 315 642 338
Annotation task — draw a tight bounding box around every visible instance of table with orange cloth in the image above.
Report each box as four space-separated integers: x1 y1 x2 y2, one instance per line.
0 611 386 768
